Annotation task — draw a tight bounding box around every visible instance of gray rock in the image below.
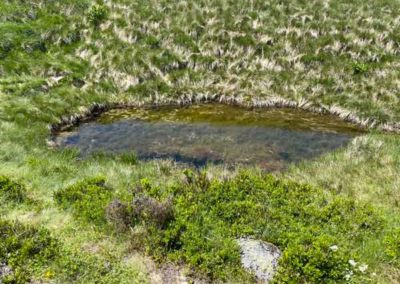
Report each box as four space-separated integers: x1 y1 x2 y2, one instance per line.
237 238 281 283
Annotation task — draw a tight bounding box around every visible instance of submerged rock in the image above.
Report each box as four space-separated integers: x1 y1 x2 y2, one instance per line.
237 238 281 283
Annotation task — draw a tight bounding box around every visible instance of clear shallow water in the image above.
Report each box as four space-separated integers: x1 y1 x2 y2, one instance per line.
56 104 363 170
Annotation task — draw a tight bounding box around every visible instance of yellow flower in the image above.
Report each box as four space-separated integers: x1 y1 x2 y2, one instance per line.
44 270 55 279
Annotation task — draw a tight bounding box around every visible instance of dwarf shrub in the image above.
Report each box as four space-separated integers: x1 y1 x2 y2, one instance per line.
0 175 27 203
54 177 112 225
384 228 400 264
105 199 130 231
0 220 59 283
352 62 369 74
136 172 382 282
131 195 173 229
88 5 107 27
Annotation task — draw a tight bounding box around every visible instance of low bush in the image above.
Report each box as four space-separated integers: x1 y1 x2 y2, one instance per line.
131 195 173 229
88 5 107 27
105 199 130 231
81 172 383 282
384 228 400 264
0 219 59 283
134 172 382 282
352 62 369 75
54 177 112 225
0 175 27 203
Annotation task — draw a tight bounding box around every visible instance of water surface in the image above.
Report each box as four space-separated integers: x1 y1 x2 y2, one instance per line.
56 104 363 170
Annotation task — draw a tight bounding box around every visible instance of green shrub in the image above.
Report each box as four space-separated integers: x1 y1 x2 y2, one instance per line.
274 234 352 283
131 172 382 282
0 219 59 283
0 175 27 203
88 5 107 27
384 228 400 264
54 177 112 225
352 62 369 74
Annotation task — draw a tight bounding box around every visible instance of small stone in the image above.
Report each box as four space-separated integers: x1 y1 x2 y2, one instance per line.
359 264 368 273
349 259 357 267
329 245 338 252
237 238 281 283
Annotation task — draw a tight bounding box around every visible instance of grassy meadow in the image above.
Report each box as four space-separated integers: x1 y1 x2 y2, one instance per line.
0 0 399 283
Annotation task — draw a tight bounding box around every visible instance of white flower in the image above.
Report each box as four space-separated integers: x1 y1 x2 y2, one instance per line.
349 259 357 267
359 264 368 273
344 271 353 280
329 245 338 252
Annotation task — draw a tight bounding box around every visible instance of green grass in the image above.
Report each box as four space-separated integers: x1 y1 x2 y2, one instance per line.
1 0 400 282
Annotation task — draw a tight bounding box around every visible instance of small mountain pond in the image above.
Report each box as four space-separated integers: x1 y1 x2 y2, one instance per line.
55 104 363 171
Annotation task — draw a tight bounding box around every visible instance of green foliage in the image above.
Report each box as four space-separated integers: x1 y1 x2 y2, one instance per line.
352 62 369 75
275 234 352 283
0 219 59 283
118 152 138 165
384 228 400 263
88 5 107 27
0 175 26 203
54 177 112 225
107 172 382 282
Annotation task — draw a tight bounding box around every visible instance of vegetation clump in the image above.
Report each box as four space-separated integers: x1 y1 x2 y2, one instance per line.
0 175 27 203
0 220 59 283
54 177 112 225
385 228 400 264
88 5 107 27
100 172 383 282
105 199 130 231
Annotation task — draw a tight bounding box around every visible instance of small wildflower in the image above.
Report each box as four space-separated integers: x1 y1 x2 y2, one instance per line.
329 245 338 252
359 264 368 273
44 270 55 279
349 259 357 267
344 270 353 280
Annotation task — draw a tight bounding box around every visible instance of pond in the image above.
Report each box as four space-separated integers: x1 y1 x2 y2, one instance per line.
55 104 363 170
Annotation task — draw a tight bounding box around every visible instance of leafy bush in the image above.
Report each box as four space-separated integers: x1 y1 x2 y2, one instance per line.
0 175 27 203
352 62 369 74
88 5 107 27
384 228 400 264
54 177 112 225
131 172 382 282
0 220 59 283
275 234 352 283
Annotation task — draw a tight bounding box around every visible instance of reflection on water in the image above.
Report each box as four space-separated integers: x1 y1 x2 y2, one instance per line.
56 104 363 171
